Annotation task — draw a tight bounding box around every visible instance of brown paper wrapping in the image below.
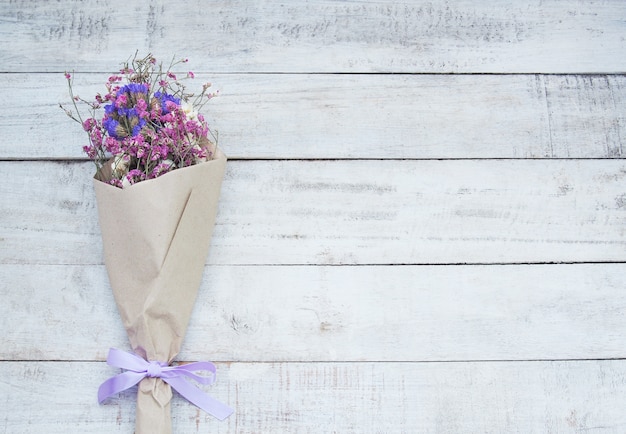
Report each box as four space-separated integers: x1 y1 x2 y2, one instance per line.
94 149 227 434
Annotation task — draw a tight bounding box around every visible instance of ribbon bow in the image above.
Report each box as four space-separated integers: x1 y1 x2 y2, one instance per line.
98 348 233 421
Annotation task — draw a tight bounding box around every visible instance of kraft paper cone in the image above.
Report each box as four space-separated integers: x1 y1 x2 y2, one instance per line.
94 149 227 434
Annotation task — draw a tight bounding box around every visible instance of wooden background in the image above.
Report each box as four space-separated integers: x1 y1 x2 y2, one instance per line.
1 0 626 432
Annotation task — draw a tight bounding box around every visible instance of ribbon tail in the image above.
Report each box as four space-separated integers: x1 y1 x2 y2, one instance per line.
164 376 234 421
98 370 146 404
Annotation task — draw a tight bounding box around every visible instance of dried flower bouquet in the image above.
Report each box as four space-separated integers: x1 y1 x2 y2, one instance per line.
62 53 233 433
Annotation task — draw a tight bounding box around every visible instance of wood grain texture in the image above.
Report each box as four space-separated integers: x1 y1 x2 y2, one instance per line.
2 360 626 433
1 263 625 362
1 160 625 266
5 73 626 160
1 0 625 73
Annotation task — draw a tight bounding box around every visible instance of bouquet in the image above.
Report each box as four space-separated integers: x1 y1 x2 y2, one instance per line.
61 53 233 433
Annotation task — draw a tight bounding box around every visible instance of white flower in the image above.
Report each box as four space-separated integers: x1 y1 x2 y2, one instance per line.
192 144 207 163
181 101 198 122
111 153 130 178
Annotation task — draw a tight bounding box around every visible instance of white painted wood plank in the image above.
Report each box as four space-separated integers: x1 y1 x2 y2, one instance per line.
2 263 625 362
2 1 625 73
2 360 626 433
4 73 626 159
5 73 546 159
1 160 625 266
546 75 626 158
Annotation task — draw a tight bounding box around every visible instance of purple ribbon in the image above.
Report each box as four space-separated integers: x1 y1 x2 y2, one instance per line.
98 348 233 421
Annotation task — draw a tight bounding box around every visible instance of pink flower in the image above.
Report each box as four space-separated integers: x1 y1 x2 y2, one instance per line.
150 161 174 178
136 99 148 118
160 113 174 123
89 128 103 148
125 169 145 186
187 71 195 79
82 144 97 159
105 137 121 154
115 94 128 108
82 118 96 132
64 72 71 80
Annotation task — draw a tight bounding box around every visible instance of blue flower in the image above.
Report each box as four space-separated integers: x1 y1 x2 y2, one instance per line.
132 119 147 137
104 103 116 115
117 106 138 118
103 117 122 139
154 91 180 114
117 83 148 96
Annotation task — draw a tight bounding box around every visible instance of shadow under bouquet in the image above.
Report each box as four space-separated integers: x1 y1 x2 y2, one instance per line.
61 53 233 433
